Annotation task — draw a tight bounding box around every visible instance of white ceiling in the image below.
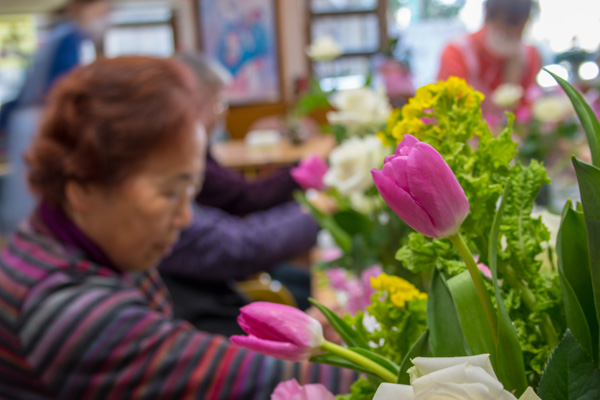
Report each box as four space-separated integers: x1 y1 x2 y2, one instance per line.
0 0 171 15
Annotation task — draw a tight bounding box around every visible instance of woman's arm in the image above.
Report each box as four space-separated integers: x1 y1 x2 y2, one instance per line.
19 275 355 399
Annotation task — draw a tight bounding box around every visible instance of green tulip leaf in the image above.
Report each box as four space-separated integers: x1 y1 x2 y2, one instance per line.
572 158 600 363
447 271 496 358
557 201 597 361
397 329 430 384
308 298 369 350
310 353 373 376
348 347 400 376
427 269 470 357
537 330 600 400
333 209 373 236
547 70 600 168
294 192 352 252
488 179 528 395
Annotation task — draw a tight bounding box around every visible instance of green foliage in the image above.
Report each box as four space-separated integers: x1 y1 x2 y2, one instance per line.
427 270 469 357
387 79 564 384
336 377 376 400
538 330 600 400
557 201 598 364
344 291 427 364
489 181 528 395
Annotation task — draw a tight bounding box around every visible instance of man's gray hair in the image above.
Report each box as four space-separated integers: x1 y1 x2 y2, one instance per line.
175 52 233 93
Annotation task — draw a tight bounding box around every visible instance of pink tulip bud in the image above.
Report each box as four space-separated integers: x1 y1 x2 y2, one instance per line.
291 155 328 190
230 302 324 361
271 378 337 400
371 135 469 238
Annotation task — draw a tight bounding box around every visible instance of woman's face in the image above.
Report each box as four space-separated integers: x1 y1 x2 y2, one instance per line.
70 125 206 272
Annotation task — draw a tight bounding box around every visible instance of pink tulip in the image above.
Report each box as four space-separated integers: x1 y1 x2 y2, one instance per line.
271 379 337 400
230 302 324 361
371 135 469 238
291 155 328 190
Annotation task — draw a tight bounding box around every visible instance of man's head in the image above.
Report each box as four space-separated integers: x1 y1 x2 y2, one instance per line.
175 53 232 135
483 0 533 57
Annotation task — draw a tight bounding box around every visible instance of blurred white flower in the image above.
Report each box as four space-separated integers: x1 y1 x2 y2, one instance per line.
324 136 387 196
349 192 381 214
491 83 524 108
306 36 342 61
327 87 392 134
532 95 575 124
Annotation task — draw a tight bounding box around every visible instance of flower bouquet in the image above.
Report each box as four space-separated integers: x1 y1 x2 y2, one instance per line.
236 74 600 400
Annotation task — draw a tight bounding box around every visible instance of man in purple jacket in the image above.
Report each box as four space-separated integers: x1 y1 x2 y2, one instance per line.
158 54 324 335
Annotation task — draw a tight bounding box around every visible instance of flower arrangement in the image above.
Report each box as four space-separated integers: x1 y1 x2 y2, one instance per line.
236 74 600 400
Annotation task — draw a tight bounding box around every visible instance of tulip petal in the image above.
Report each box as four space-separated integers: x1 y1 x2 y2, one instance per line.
237 302 324 348
382 155 409 192
372 169 438 237
230 335 313 361
396 134 419 156
406 142 469 237
272 379 303 400
300 384 338 400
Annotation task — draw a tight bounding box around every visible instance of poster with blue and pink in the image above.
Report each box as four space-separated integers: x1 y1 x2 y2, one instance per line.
200 0 281 104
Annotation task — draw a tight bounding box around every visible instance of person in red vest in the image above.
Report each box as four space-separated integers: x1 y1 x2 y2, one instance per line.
437 0 541 123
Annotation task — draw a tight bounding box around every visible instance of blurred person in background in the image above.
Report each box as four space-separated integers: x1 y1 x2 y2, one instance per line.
157 53 331 335
0 56 354 398
0 0 111 235
175 53 304 215
437 0 541 120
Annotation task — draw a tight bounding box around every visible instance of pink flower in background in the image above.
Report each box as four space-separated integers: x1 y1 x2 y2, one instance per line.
478 263 492 279
326 265 383 314
231 302 324 361
291 155 328 190
515 105 532 124
321 247 343 263
325 267 348 291
361 265 383 306
271 379 337 400
371 135 469 239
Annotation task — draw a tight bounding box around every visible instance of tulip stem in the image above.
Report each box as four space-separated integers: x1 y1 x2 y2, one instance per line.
448 233 498 346
321 341 397 383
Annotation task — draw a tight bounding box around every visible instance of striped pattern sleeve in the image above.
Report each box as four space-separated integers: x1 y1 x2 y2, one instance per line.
19 273 356 399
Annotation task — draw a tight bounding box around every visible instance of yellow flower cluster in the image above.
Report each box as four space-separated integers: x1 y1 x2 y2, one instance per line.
370 273 427 308
389 77 485 143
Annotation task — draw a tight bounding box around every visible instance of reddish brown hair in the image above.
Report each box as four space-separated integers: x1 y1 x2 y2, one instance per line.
26 56 200 206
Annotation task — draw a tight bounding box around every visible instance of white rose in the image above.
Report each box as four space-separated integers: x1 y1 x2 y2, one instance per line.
323 136 387 196
306 36 342 61
373 354 541 400
327 87 392 134
491 84 524 108
532 95 575 124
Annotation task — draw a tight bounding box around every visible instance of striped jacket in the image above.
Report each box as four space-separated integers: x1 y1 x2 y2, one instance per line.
0 214 354 399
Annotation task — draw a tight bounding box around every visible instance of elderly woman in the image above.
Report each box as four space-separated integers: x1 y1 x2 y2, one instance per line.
0 56 353 398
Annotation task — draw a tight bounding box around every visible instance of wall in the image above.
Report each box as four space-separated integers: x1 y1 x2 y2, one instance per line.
174 0 309 139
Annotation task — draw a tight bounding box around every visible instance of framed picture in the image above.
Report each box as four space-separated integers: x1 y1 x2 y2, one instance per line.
198 0 281 105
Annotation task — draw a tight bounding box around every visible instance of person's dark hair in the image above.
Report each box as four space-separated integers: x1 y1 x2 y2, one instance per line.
485 0 532 25
26 56 200 206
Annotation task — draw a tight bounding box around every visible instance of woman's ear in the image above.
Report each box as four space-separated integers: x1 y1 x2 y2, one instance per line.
64 180 95 214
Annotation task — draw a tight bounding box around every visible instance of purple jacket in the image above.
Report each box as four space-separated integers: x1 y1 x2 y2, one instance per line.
195 151 299 216
158 202 320 281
